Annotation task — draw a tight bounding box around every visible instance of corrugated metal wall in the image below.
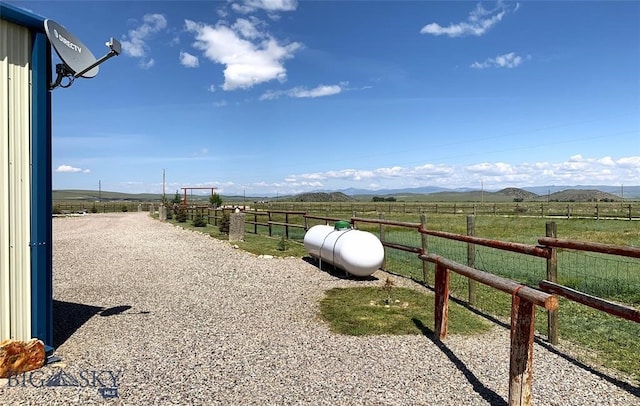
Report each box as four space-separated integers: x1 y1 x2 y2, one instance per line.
0 18 33 342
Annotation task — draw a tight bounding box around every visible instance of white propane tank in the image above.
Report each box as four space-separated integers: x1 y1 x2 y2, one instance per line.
303 223 384 277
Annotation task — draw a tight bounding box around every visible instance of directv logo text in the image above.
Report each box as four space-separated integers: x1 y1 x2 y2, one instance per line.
53 29 82 53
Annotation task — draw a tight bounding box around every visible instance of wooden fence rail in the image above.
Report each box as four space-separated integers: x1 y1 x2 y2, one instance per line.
259 201 640 220
539 280 640 323
538 237 640 259
421 253 557 406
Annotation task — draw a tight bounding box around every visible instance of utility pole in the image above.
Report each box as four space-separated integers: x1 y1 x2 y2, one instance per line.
98 180 101 202
162 169 166 202
481 180 484 204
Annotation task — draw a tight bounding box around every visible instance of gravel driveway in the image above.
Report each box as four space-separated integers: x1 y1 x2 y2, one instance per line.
1 212 638 405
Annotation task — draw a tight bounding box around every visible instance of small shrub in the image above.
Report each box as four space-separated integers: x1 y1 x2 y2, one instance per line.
172 190 182 205
175 205 187 223
382 277 395 304
91 203 98 213
277 235 288 251
209 193 222 208
219 212 230 234
121 205 128 212
165 206 173 220
193 214 207 227
52 205 61 215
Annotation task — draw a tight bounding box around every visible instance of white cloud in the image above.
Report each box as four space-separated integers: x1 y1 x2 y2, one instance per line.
139 58 155 69
179 51 200 68
471 52 530 69
260 84 343 100
420 2 509 37
121 14 167 68
55 165 89 173
185 18 301 90
277 155 640 194
231 0 298 14
207 84 216 92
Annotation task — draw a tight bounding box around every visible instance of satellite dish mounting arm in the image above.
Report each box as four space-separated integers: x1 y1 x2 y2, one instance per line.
49 36 121 90
73 38 121 79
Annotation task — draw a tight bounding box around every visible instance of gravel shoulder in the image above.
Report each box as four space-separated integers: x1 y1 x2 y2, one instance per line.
1 212 638 405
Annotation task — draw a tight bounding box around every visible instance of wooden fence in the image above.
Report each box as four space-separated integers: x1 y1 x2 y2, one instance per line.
256 201 640 220
179 206 640 336
171 206 638 405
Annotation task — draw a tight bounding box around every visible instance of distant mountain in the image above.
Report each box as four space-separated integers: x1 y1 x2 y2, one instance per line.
326 186 451 195
533 189 621 202
341 185 639 199
54 185 640 202
522 185 638 198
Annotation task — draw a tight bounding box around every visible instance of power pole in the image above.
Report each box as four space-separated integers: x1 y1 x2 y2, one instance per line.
98 180 101 202
162 169 166 201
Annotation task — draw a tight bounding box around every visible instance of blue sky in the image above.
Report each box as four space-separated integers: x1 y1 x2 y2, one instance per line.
8 0 640 196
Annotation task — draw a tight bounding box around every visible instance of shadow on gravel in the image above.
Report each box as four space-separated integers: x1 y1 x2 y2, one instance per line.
412 318 508 406
436 297 640 397
53 300 103 348
54 302 152 348
302 256 378 281
534 340 640 398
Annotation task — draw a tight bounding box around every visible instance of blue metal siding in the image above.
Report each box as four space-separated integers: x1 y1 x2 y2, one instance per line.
1 2 53 347
30 30 53 347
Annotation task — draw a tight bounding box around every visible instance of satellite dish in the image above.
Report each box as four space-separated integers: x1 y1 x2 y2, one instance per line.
44 19 121 90
44 19 99 78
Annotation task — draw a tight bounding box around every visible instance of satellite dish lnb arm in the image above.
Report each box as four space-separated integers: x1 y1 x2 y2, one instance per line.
73 38 121 79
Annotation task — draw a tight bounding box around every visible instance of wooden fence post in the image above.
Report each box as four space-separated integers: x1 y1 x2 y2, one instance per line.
421 214 428 284
546 221 558 345
467 215 477 306
434 262 450 340
595 204 599 220
268 211 273 237
509 294 536 406
254 213 258 234
629 204 632 221
285 212 290 239
379 213 386 270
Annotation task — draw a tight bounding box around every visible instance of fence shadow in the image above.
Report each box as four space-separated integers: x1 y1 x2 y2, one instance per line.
412 318 507 406
534 339 640 398
410 290 640 399
442 295 640 397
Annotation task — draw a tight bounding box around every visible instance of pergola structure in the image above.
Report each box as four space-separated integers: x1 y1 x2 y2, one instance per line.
180 187 218 206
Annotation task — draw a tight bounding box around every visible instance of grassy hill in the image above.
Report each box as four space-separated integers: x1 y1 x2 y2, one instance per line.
53 190 163 202
53 187 631 204
292 192 354 202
